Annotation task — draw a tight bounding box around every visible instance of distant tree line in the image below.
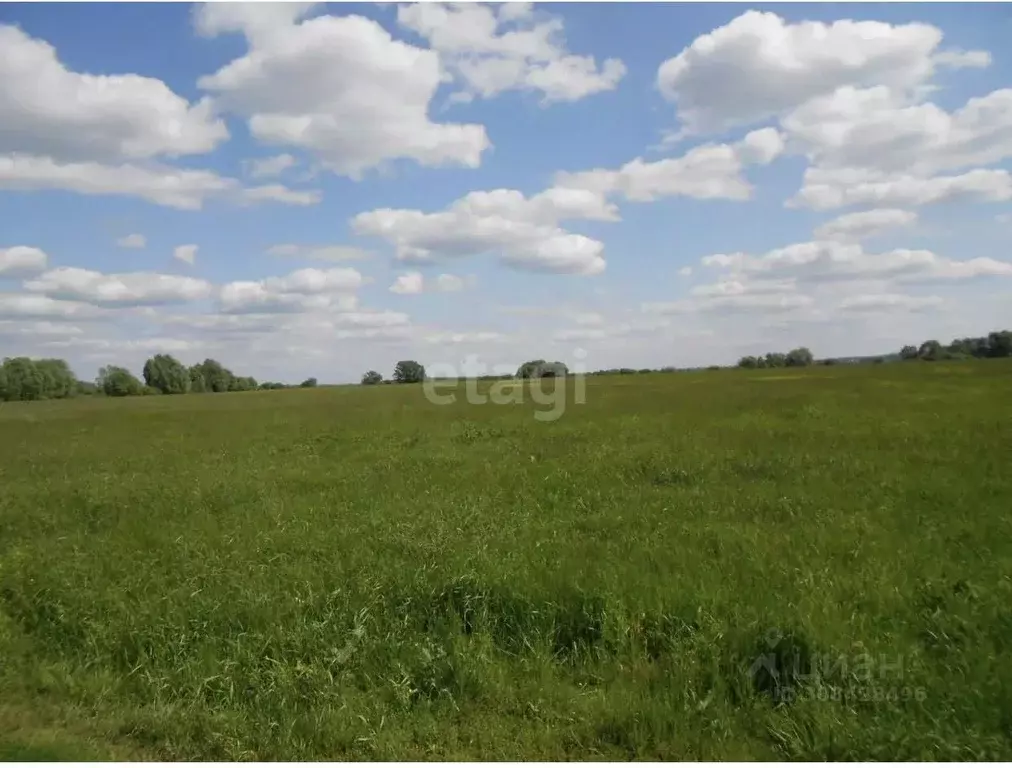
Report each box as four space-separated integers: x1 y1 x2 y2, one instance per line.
584 366 678 376
96 356 265 397
0 353 322 401
899 331 1012 362
736 347 815 369
361 360 573 385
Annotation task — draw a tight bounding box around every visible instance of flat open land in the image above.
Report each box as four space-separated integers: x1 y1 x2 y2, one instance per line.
2 361 1011 760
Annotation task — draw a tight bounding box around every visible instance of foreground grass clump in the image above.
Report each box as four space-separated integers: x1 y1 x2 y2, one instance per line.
2 361 1011 759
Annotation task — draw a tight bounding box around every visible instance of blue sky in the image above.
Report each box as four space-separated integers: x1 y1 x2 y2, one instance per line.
1 2 1011 383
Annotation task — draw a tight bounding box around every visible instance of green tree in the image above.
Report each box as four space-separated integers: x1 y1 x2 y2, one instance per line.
192 359 234 392
230 376 258 392
764 352 787 368
737 356 759 369
143 354 191 395
968 337 991 358
785 347 814 367
97 366 144 397
0 357 45 401
900 345 919 361
541 361 568 378
300 377 318 388
361 370 383 385
516 359 547 379
988 330 1012 358
393 360 425 383
918 340 943 361
516 360 568 378
188 365 207 393
35 358 77 399
947 337 984 358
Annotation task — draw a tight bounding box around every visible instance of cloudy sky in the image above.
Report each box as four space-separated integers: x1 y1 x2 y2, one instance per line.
2 2 1011 383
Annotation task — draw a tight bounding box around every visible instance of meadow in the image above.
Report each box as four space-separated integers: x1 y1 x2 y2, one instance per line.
1 360 1011 760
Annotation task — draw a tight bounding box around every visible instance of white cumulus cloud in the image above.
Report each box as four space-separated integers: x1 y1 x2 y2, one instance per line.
397 2 625 104
390 271 468 294
0 155 318 210
390 272 424 295
267 244 371 261
838 293 945 312
0 246 48 276
656 10 967 135
24 267 213 306
701 240 1012 284
783 86 1012 177
173 244 198 266
218 267 364 314
814 209 918 242
195 3 490 179
790 167 1012 210
245 153 297 179
0 292 107 320
353 186 615 275
0 23 227 163
554 128 784 203
116 234 147 249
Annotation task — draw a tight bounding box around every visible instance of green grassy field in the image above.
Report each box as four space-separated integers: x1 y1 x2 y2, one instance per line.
2 361 1011 760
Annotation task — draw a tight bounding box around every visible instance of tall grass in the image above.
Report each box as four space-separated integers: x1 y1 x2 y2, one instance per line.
1 361 1011 759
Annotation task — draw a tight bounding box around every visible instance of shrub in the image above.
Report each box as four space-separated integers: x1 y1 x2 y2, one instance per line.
97 366 144 397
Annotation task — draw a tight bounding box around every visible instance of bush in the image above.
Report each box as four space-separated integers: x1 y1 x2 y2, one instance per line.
230 376 258 392
97 366 144 397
